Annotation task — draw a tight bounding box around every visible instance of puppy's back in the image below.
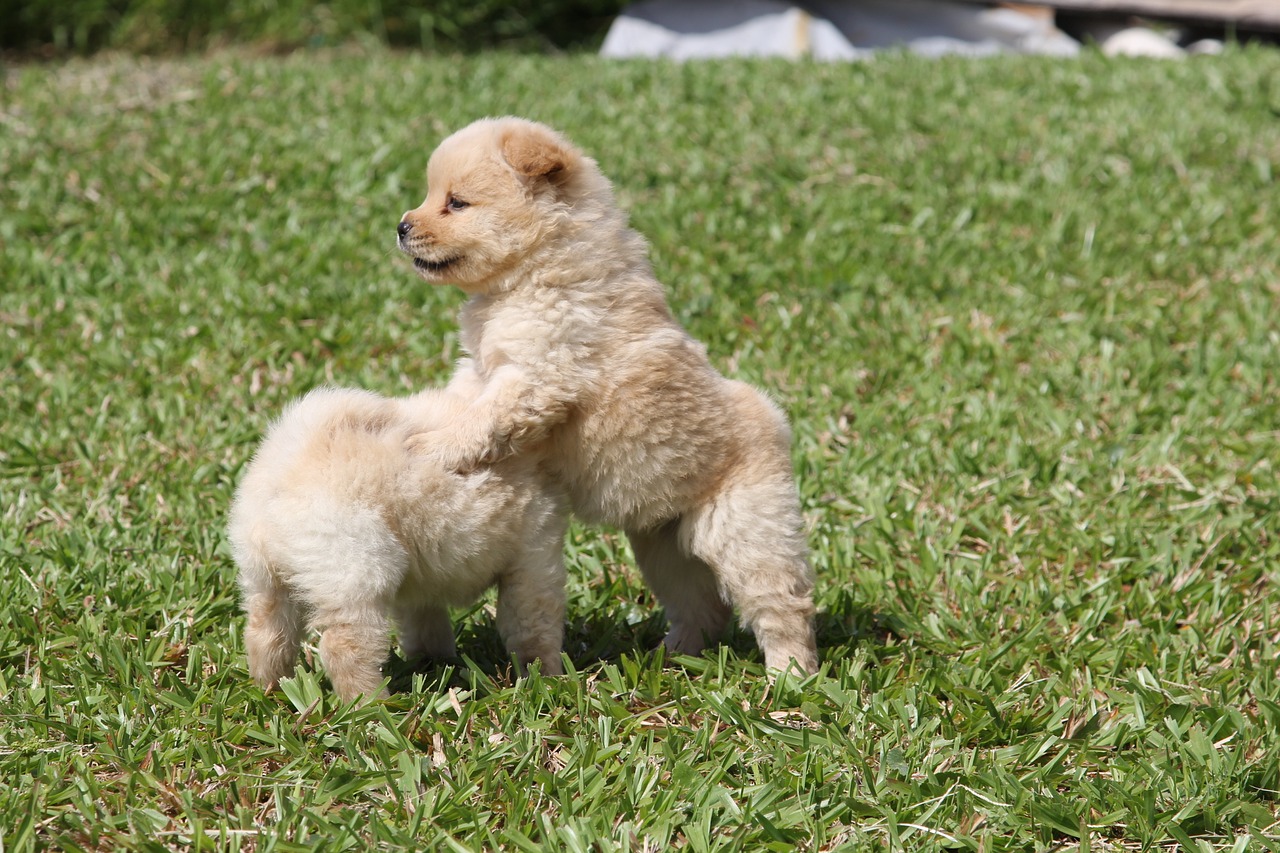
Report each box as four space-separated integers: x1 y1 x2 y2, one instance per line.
228 388 411 605
228 386 545 598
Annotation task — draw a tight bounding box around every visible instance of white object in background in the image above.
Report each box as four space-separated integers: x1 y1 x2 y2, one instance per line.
600 0 1081 60
600 0 867 60
1186 38 1225 55
1100 26 1186 58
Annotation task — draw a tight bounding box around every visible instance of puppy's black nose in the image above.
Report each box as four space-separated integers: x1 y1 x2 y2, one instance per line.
397 220 412 239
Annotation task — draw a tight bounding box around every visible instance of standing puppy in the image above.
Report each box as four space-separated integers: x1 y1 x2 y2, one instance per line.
397 117 817 674
229 385 568 702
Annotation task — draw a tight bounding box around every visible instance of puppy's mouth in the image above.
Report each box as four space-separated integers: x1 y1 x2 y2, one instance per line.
412 255 462 274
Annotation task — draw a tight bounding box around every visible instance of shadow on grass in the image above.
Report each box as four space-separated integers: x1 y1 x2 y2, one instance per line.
815 602 901 656
380 591 901 693
383 607 673 693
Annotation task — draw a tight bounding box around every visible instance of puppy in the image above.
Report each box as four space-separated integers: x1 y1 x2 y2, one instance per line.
228 384 567 702
396 117 818 674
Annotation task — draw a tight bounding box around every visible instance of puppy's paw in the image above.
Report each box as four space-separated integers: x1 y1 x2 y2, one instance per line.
403 429 491 474
403 430 441 456
401 427 432 455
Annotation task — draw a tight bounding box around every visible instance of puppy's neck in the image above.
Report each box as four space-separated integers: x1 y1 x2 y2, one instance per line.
464 216 650 301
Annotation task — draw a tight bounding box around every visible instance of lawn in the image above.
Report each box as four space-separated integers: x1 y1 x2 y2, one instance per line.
3 47 1279 850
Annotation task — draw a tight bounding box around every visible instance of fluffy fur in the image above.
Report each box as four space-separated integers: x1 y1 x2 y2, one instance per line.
397 117 818 674
228 385 568 701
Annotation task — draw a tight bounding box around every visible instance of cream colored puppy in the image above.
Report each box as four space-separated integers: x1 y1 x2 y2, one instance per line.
228 384 568 702
397 117 818 674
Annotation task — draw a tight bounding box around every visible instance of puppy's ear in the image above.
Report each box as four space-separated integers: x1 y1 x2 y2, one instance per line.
500 123 573 181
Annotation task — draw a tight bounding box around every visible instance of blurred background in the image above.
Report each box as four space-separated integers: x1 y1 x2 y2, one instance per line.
3 0 1276 60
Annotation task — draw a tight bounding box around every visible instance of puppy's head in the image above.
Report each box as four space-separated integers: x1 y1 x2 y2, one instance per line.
397 117 604 291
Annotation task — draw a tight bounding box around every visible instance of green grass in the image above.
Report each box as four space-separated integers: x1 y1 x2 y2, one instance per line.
3 47 1280 850
1 0 625 57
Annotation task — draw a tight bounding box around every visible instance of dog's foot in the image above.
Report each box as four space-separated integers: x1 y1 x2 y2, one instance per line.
763 643 818 677
403 429 448 458
404 429 514 473
404 429 484 474
402 430 431 454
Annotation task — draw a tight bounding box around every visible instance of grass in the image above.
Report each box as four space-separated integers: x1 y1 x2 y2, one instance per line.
3 46 1279 850
2 0 625 56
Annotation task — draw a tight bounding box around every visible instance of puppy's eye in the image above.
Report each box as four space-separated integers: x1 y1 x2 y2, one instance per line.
446 196 470 212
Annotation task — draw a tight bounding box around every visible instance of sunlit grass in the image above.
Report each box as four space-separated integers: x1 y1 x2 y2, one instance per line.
3 47 1279 850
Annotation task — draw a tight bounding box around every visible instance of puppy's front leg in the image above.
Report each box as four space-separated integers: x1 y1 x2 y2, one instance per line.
405 365 568 472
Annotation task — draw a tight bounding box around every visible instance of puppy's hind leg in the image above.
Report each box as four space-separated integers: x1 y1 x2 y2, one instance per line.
241 564 304 693
495 528 567 676
627 520 732 658
316 608 393 703
681 482 818 676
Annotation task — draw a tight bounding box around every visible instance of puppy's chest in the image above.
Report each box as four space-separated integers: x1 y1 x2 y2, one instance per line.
466 307 596 378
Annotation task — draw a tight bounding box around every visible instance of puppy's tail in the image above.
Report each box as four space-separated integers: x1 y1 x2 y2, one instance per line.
231 523 303 693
